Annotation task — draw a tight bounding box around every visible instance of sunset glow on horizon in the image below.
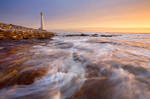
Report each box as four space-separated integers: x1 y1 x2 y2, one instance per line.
0 0 150 33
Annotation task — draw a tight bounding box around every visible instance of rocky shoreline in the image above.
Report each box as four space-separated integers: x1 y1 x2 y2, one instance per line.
0 30 55 40
0 22 55 40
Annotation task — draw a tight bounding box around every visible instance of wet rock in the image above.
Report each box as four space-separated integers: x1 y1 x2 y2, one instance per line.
122 65 148 75
65 33 89 37
91 34 99 37
0 66 48 89
100 35 120 37
17 67 49 85
85 64 100 78
73 53 88 63
80 34 89 36
68 78 115 99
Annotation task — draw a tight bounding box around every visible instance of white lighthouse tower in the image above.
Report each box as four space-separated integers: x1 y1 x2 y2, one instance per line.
40 12 44 30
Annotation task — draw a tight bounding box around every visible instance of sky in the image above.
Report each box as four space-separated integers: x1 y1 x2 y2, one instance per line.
0 0 150 33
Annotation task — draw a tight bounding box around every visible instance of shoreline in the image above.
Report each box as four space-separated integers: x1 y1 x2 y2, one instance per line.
0 30 55 40
0 22 55 40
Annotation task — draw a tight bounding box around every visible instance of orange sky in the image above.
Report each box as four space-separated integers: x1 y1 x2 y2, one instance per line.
46 0 150 33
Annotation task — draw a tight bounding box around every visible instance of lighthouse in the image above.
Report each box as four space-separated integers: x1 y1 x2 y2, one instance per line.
40 12 44 30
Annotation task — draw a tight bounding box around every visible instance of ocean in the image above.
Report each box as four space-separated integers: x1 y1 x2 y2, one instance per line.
0 32 150 99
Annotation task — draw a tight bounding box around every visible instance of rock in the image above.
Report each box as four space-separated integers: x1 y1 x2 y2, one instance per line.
100 35 119 37
0 66 49 89
68 78 115 99
17 67 48 85
91 34 99 37
65 33 89 37
85 64 100 78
